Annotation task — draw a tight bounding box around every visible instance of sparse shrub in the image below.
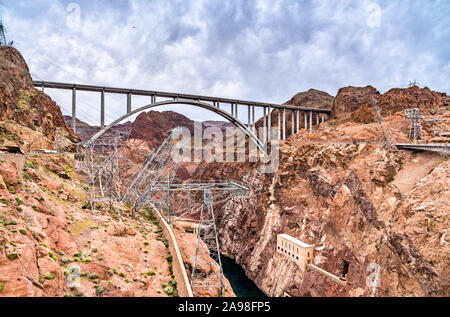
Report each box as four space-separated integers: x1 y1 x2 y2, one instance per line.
39 243 48 248
0 282 4 292
7 253 18 260
44 273 56 280
75 291 83 297
119 272 125 278
95 285 104 296
32 205 39 211
19 229 26 235
164 286 174 295
146 270 155 276
16 206 23 212
15 197 23 205
48 251 57 261
89 273 99 280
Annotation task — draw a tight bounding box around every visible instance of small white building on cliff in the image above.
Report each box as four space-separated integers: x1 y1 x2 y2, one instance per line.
277 234 314 272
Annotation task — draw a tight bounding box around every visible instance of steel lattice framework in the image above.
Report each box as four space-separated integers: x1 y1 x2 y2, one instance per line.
405 108 423 141
78 128 248 296
76 133 130 216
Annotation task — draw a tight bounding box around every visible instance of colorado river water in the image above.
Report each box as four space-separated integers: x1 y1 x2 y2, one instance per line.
221 256 266 297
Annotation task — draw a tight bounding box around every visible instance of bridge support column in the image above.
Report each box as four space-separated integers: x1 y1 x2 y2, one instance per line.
268 106 272 141
252 105 255 133
263 107 267 144
248 105 251 131
72 87 76 133
235 103 238 119
317 113 319 125
151 95 156 104
127 92 131 114
282 108 286 140
291 110 294 137
321 113 325 123
277 109 281 140
309 111 312 133
296 110 300 133
304 111 307 131
101 90 105 128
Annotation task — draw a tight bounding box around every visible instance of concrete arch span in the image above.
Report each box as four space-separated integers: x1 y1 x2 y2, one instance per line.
84 99 265 152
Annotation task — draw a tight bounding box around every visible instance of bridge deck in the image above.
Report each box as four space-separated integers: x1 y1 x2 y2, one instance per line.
33 80 331 113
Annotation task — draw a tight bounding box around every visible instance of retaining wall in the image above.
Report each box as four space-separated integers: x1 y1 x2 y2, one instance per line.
152 207 194 297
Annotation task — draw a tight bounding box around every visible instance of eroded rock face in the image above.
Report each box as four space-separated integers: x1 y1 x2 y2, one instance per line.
0 47 78 150
190 118 449 297
0 156 178 297
331 86 380 119
350 86 450 123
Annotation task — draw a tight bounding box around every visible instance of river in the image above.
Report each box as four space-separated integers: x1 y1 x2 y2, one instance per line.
221 256 267 297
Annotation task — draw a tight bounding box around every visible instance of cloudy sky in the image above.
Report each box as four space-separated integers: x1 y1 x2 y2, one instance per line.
1 0 449 125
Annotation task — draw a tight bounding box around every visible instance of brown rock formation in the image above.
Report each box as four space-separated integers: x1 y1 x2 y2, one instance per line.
0 47 78 150
190 101 449 297
331 86 380 119
350 86 449 124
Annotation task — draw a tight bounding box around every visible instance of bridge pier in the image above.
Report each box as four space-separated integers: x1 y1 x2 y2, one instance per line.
101 89 105 128
72 87 76 133
282 108 286 140
309 111 312 133
291 110 294 137
304 111 307 131
252 105 255 133
296 110 300 133
268 106 272 141
263 106 267 144
127 92 131 114
278 109 281 140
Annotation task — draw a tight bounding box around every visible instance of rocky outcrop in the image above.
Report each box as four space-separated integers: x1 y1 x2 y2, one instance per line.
0 155 179 297
285 89 334 110
331 86 380 119
350 86 449 124
0 47 78 150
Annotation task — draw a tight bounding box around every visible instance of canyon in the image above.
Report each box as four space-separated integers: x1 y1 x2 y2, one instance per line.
1 46 449 297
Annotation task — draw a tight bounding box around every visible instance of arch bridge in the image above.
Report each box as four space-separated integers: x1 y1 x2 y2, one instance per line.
33 81 331 150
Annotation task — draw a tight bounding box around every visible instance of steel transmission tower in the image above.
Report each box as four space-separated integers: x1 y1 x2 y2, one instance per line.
405 108 423 141
0 20 13 46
